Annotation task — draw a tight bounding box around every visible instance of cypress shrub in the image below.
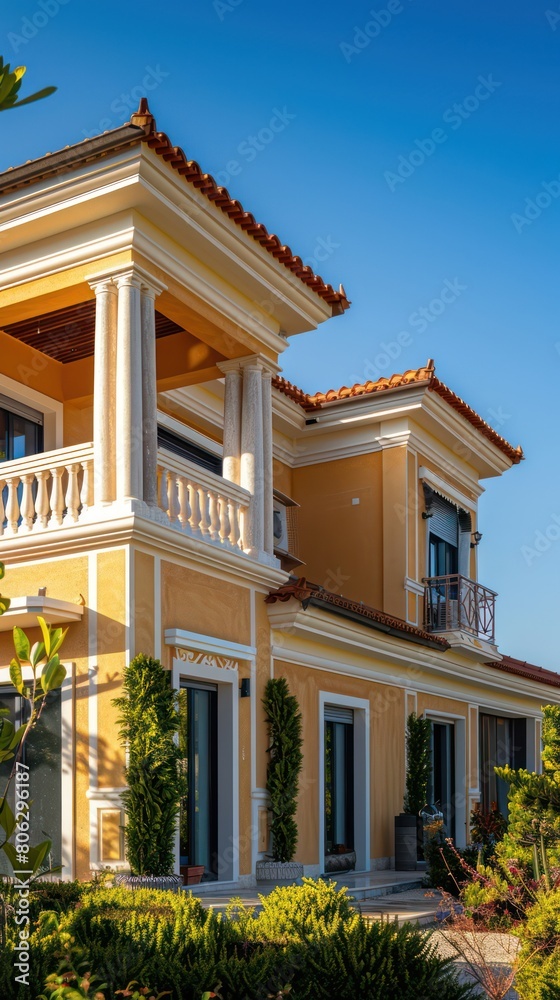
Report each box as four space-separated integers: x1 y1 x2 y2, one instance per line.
113 654 183 876
262 678 303 863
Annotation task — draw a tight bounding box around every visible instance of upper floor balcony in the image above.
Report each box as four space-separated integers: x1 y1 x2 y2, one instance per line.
423 573 497 644
0 443 255 561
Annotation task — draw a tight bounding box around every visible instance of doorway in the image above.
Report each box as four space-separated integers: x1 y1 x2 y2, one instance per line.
179 683 218 881
428 721 455 839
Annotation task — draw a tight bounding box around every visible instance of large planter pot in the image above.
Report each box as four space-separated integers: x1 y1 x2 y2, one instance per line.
394 814 420 871
256 860 304 884
114 873 183 893
324 850 356 874
180 864 205 886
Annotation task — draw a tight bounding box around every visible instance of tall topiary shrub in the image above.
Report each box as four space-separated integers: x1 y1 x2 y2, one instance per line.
404 712 432 815
263 677 303 863
113 654 182 876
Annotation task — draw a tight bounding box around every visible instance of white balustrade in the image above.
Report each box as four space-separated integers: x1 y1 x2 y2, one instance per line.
0 442 252 559
0 443 94 537
157 449 250 554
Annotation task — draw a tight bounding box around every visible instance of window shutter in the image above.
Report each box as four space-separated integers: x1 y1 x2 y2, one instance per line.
430 494 458 547
324 705 354 724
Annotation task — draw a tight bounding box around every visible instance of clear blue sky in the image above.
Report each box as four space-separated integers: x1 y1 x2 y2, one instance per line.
2 0 559 669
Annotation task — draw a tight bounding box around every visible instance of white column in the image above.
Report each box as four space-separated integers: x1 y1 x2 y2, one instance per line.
115 271 143 503
261 370 274 556
141 285 158 507
221 367 242 485
240 363 264 557
90 279 117 504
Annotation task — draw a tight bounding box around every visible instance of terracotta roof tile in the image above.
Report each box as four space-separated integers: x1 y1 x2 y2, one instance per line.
487 655 560 689
273 359 523 464
266 577 449 649
130 101 350 317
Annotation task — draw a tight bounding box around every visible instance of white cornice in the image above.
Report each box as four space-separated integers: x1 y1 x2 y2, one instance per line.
268 604 553 709
0 511 287 590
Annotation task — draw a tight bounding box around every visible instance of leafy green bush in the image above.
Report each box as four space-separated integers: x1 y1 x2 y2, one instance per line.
1 881 476 1000
515 887 560 1000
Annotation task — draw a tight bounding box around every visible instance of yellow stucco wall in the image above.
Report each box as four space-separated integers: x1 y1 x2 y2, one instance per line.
292 453 383 606
160 561 250 646
272 658 405 865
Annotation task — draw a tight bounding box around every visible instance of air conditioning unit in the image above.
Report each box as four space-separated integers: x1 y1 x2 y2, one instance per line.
273 503 289 553
433 599 459 631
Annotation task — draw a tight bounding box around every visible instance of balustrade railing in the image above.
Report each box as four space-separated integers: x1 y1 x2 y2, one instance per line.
0 444 251 557
423 573 497 642
157 449 250 554
0 443 94 536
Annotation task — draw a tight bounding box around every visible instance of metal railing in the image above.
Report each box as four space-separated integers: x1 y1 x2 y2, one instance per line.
423 574 497 642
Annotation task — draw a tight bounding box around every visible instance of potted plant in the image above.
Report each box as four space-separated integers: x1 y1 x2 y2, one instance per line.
113 654 183 891
395 712 432 871
256 677 304 883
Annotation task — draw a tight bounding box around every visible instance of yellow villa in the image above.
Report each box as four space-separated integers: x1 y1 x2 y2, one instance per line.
0 100 556 885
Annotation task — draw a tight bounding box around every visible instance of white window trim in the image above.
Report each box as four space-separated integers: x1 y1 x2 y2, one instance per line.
0 372 63 452
423 709 467 849
157 410 223 458
170 630 246 885
319 691 370 874
0 662 74 880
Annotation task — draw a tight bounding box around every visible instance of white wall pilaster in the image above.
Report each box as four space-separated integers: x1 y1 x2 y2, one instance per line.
141 284 159 507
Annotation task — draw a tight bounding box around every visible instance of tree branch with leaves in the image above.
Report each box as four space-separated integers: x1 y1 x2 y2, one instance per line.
0 57 56 112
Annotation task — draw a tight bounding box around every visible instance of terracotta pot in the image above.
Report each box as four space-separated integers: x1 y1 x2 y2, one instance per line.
180 864 205 885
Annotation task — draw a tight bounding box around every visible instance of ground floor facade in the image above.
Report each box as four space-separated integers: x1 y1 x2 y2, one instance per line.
0 529 552 885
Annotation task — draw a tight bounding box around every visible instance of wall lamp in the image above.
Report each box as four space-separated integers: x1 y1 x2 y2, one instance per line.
240 678 251 698
422 511 433 519
471 531 483 548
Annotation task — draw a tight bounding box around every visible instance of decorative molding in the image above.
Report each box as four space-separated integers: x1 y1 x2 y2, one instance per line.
174 648 239 672
418 466 477 512
165 629 255 660
404 576 424 597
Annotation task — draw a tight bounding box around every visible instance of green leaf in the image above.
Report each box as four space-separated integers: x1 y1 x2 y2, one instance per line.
29 641 45 667
13 626 30 664
0 800 17 839
41 655 66 693
1 85 57 111
0 562 4 579
37 615 51 658
0 595 10 615
9 657 25 696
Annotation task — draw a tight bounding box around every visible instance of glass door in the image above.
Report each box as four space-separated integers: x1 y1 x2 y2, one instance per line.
428 721 455 839
179 684 218 880
324 712 354 855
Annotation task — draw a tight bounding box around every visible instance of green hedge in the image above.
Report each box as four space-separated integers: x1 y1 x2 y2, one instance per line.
0 880 476 1000
515 888 560 1000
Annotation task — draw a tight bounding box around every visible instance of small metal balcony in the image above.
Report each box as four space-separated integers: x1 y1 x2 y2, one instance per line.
423 574 497 643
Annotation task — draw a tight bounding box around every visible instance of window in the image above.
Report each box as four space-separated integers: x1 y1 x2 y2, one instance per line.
0 397 43 463
0 688 61 874
324 706 354 854
423 484 472 579
480 715 526 815
158 427 222 477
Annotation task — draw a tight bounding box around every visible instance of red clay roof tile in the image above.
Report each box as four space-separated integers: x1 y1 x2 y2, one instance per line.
130 101 350 316
273 360 523 464
487 655 560 688
266 577 449 648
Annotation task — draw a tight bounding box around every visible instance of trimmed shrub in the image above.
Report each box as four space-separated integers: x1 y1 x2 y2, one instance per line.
515 888 560 1000
1 881 476 1000
262 678 303 864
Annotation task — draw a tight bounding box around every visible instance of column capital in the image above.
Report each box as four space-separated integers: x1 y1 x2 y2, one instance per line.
217 354 281 377
86 263 167 298
88 277 117 296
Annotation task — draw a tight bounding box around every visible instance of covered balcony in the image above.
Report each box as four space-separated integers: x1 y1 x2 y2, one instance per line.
423 574 497 644
0 444 252 557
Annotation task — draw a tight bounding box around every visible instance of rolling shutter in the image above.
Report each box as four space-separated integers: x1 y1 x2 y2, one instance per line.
324 705 354 724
